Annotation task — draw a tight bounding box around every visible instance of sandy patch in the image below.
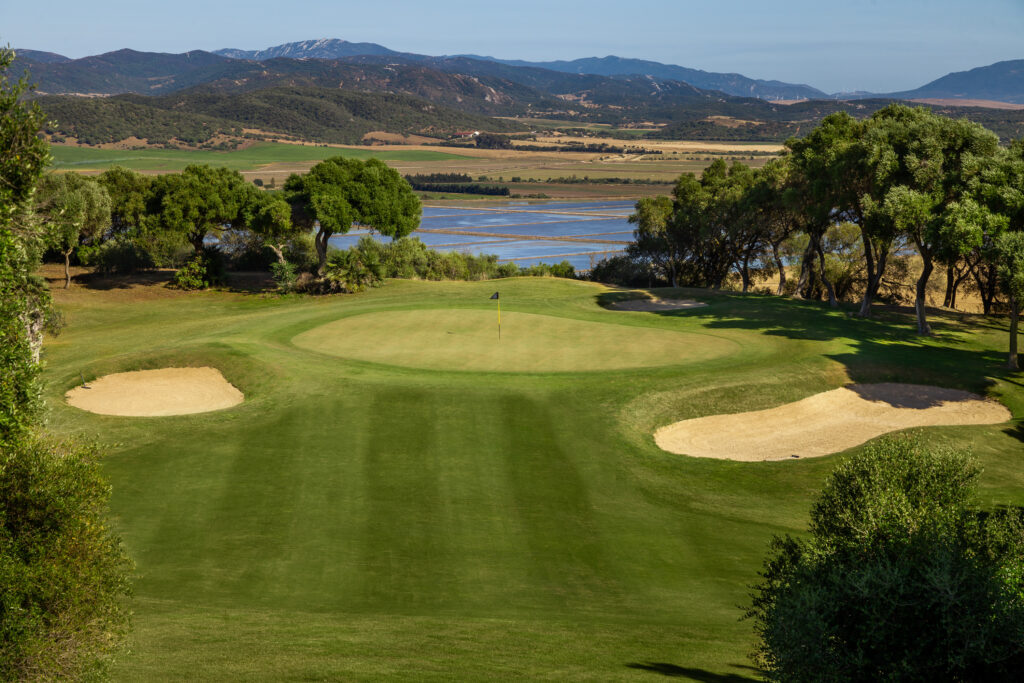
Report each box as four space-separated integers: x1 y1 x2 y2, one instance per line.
654 383 1011 461
608 298 707 312
66 367 243 416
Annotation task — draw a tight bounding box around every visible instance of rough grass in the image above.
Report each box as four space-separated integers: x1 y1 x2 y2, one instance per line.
41 277 1024 681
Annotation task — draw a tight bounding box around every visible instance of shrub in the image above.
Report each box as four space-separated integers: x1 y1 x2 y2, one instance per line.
0 436 133 680
747 434 1024 681
270 260 299 293
171 248 225 290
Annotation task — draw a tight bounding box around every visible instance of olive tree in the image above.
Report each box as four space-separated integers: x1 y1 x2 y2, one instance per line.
148 164 251 253
35 173 111 288
747 435 1024 681
284 157 420 275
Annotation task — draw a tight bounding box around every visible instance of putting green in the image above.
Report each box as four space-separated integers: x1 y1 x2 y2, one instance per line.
292 308 736 372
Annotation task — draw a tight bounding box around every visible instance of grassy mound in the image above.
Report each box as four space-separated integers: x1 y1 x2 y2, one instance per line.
293 309 734 372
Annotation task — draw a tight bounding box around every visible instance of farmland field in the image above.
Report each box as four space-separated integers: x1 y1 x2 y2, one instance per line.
42 274 1024 680
49 139 779 198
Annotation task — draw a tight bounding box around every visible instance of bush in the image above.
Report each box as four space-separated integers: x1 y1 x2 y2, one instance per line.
319 246 384 293
587 254 655 287
747 434 1024 681
171 248 225 290
0 436 133 680
78 234 156 274
270 260 299 293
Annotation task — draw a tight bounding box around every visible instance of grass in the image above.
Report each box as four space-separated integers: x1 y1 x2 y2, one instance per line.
50 142 469 172
292 308 736 372
42 276 1024 680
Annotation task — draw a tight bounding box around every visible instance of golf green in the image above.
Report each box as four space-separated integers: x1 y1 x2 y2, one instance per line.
292 309 737 372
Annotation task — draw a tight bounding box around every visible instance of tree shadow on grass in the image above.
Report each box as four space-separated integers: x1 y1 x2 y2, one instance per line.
625 662 761 681
597 289 1017 396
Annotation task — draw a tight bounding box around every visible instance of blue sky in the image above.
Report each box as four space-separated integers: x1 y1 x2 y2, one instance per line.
4 0 1021 93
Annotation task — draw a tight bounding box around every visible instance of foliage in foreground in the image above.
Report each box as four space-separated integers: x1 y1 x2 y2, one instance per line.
0 437 133 681
747 435 1024 681
1 45 133 679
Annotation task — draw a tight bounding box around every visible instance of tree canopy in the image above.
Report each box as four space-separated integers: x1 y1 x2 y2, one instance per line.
284 157 420 273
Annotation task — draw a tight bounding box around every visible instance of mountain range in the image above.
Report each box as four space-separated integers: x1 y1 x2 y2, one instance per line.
15 38 1020 104
10 39 1024 147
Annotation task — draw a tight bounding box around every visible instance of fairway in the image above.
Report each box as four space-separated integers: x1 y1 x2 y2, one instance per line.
41 277 1024 680
292 308 734 372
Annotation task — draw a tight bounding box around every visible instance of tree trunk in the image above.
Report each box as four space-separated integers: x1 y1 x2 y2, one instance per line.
971 263 997 315
315 229 330 276
943 264 955 308
740 254 751 293
772 241 786 296
63 249 72 289
268 243 286 264
815 238 837 308
914 243 934 336
858 231 877 317
1009 294 1019 370
793 239 816 299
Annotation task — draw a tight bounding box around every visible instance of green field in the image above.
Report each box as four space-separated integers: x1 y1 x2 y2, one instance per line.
50 142 470 172
43 277 1024 680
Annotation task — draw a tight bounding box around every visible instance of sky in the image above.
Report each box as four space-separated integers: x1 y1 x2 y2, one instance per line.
4 0 1022 94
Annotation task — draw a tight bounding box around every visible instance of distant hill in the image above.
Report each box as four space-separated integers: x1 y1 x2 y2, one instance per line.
888 59 1024 104
214 38 396 61
461 54 828 101
13 49 70 64
17 49 240 94
38 85 526 146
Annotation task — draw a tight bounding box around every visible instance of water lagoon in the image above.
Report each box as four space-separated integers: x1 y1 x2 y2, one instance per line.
327 200 636 270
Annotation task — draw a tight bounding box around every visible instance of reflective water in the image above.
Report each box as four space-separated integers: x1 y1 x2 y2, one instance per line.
327 200 637 270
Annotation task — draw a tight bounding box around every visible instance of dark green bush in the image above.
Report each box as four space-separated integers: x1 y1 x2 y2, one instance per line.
0 436 133 680
171 248 225 290
747 434 1024 681
270 261 299 293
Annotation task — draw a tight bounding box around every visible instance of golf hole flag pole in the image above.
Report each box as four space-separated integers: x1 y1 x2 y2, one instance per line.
490 291 500 339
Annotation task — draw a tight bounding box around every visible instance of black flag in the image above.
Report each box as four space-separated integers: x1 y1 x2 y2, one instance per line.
490 292 499 300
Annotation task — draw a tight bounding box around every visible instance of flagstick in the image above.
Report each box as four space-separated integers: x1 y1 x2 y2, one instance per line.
498 298 501 340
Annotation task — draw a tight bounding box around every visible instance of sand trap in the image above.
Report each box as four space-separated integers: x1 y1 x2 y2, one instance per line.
607 298 707 312
655 383 1011 461
65 367 243 416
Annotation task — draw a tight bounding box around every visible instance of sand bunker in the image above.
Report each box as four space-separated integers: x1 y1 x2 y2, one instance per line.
607 298 707 312
655 383 1011 461
65 367 243 416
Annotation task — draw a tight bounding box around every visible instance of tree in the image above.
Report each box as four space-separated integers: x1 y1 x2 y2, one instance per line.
982 139 1024 366
35 173 112 288
744 158 801 295
627 195 677 286
863 106 999 335
994 230 1024 368
747 435 1024 681
241 188 298 264
0 45 51 436
786 113 861 307
285 157 420 275
97 166 152 237
0 46 133 677
148 164 251 253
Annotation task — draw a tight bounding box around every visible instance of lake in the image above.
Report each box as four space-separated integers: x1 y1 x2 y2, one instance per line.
328 200 637 271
